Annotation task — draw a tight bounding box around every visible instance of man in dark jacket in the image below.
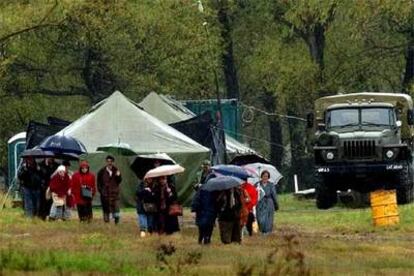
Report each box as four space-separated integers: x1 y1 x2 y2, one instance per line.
97 155 122 224
18 157 43 218
191 189 217 244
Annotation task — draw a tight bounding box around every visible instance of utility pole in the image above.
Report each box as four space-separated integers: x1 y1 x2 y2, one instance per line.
199 1 227 164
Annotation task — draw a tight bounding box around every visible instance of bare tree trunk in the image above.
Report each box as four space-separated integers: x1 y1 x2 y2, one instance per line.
261 91 283 168
402 40 414 93
82 48 117 102
305 24 326 84
217 0 240 99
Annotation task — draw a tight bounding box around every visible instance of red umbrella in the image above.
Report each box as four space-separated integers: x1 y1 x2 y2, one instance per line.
241 182 258 211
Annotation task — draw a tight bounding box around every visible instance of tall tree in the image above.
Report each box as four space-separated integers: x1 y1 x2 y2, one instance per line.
271 0 337 87
212 0 240 99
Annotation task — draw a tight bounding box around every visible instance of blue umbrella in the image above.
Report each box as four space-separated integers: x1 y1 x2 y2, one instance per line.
201 175 243 191
40 134 87 155
20 147 55 158
211 164 251 180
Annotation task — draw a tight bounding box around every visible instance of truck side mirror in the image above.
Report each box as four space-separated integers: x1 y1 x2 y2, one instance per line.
317 123 326 131
306 113 314 128
396 120 402 128
407 109 414 125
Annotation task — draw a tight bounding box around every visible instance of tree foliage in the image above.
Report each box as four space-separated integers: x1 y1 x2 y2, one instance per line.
1 0 414 189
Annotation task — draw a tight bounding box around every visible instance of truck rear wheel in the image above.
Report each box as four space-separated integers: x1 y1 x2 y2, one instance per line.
396 165 414 204
315 173 337 209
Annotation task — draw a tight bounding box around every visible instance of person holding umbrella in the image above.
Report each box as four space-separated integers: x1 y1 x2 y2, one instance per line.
144 164 184 234
216 186 244 244
153 175 180 235
18 157 43 218
191 188 218 245
97 155 122 224
201 175 245 244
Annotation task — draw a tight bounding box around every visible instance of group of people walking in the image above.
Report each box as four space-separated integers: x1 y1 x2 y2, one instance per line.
18 155 122 224
18 155 277 244
191 160 279 245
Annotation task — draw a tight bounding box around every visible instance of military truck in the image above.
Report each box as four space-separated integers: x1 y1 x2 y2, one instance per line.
308 92 414 209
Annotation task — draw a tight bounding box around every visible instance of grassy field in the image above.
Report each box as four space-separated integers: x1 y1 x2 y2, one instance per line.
1 194 414 275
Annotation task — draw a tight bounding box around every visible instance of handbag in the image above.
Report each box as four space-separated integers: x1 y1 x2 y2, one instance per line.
51 193 65 206
81 185 93 200
168 203 183 216
143 202 158 213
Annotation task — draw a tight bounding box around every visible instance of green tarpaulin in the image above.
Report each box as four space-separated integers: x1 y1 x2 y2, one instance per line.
57 91 210 206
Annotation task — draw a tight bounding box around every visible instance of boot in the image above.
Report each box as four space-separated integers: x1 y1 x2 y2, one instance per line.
114 217 120 224
103 213 110 223
140 231 146 238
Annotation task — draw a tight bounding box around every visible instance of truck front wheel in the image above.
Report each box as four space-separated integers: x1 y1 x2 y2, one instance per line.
315 173 337 209
396 165 414 204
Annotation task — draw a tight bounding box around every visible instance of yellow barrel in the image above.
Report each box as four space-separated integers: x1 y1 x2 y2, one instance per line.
370 189 399 226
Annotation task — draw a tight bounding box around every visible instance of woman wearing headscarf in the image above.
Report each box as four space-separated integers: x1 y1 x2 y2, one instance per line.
154 176 180 235
72 161 96 222
49 165 72 221
255 170 278 234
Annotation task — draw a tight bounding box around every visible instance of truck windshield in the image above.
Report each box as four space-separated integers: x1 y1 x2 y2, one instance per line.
327 107 394 128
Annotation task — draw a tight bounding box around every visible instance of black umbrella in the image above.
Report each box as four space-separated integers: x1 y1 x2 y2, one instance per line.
201 175 243 191
229 153 270 166
40 134 87 155
129 153 176 179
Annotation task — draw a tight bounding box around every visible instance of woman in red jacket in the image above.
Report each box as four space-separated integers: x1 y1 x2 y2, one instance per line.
72 161 96 222
49 165 72 221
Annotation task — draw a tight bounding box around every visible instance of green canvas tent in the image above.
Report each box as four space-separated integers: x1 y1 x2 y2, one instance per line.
139 92 256 156
57 91 210 206
139 92 195 124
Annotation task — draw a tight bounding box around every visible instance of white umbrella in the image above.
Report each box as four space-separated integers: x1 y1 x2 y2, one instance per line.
243 163 283 185
144 164 185 179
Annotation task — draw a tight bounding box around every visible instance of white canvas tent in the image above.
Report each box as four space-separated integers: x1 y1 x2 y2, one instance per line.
57 91 210 205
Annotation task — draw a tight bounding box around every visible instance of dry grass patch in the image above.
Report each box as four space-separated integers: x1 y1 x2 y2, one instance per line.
0 194 414 274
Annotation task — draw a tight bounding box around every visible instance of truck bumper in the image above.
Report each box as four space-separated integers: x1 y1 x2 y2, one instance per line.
316 163 405 175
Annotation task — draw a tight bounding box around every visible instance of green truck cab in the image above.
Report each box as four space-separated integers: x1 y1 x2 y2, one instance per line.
308 92 414 209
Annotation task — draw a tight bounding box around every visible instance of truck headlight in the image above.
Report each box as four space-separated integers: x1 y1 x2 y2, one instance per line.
383 148 400 160
385 150 394 159
326 151 335 160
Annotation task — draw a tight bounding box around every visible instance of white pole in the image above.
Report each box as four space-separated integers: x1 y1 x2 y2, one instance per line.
294 174 299 193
